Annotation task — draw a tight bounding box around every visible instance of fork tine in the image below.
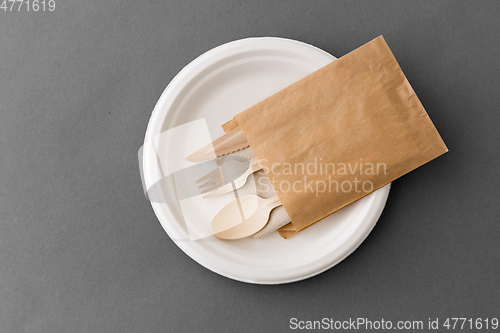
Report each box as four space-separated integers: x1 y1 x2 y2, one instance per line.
196 166 222 184
201 170 251 198
200 185 219 194
195 157 251 196
198 180 218 189
202 183 234 199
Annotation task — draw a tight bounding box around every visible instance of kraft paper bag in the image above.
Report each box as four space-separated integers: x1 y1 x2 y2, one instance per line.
227 35 447 233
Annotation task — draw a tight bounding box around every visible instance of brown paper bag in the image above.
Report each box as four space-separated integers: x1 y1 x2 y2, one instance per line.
227 35 447 234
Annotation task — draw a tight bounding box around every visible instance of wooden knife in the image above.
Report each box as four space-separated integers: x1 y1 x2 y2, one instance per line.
185 126 249 162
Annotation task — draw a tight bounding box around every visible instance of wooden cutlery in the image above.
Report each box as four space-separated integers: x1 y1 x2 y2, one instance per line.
197 156 262 198
211 195 282 239
185 126 249 162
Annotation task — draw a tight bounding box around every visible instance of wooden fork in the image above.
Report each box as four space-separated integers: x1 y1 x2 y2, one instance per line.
197 157 262 198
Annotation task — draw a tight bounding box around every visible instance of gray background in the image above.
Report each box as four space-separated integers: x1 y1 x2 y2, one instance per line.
1 1 499 332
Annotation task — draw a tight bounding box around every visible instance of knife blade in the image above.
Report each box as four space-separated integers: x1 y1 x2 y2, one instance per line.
185 126 249 162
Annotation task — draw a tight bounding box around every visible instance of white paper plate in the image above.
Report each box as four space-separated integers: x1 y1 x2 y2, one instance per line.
143 37 391 284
